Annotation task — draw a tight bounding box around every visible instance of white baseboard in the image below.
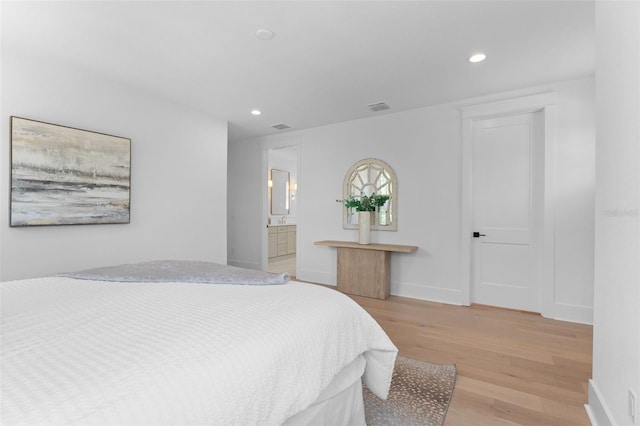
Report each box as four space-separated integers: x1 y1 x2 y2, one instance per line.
392 281 465 306
296 269 335 286
227 259 261 270
554 302 593 325
586 379 616 426
294 275 465 306
290 272 591 327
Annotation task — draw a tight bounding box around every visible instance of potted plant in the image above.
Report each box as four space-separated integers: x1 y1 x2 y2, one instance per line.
344 193 390 212
344 193 390 244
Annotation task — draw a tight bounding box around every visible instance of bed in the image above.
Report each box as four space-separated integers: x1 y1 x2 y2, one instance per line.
0 261 397 425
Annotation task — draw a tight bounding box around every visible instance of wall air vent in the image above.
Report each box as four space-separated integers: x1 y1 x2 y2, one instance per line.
271 123 291 130
367 102 391 112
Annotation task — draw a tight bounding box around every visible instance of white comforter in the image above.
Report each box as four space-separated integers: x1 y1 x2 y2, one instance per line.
1 277 397 425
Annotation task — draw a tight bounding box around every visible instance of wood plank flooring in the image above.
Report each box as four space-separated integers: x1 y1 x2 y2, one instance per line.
347 293 593 426
267 254 296 278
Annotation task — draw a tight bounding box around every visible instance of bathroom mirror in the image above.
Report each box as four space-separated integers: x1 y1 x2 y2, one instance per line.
343 158 397 231
270 169 290 215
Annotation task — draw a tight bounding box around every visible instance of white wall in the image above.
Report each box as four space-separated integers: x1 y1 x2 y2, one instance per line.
587 2 640 425
227 135 264 270
553 80 596 322
228 76 595 324
0 50 228 280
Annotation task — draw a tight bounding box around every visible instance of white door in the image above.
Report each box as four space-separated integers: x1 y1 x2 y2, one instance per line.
472 112 543 312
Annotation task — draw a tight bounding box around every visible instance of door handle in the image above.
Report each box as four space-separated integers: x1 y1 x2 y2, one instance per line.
473 232 486 238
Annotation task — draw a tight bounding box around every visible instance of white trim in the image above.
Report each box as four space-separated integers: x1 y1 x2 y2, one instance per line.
228 259 262 271
554 302 593 325
460 93 557 318
262 137 302 272
393 281 464 305
586 379 617 426
460 115 473 305
295 143 303 281
461 92 557 119
297 269 335 286
261 147 269 271
542 103 558 318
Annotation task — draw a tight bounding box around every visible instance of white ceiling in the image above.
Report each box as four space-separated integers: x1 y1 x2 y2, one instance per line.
2 1 595 142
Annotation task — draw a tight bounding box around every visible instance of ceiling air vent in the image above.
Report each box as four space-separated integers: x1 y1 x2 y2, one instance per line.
271 123 291 130
367 102 391 112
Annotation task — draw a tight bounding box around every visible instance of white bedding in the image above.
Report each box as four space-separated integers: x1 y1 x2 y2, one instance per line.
1 277 397 425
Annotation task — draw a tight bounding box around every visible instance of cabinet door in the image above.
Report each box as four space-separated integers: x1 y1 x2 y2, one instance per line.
277 233 288 256
268 233 278 258
287 231 296 254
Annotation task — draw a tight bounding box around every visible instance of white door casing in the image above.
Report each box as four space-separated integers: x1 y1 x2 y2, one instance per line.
262 139 301 273
460 92 557 318
471 113 543 312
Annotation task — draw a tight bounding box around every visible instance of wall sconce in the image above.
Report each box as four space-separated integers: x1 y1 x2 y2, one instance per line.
268 180 273 188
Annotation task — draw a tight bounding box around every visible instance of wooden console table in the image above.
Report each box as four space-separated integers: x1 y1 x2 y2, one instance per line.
314 240 418 300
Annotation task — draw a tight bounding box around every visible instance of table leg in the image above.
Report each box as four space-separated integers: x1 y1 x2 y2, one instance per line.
336 247 391 299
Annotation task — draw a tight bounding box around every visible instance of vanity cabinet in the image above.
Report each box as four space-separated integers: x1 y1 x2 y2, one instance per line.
277 227 288 256
268 227 278 258
287 227 296 254
268 225 296 258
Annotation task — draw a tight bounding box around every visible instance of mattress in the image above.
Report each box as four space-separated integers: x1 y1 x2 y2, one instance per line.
1 276 397 425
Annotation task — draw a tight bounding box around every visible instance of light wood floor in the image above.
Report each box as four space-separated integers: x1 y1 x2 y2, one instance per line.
348 293 593 426
268 254 296 278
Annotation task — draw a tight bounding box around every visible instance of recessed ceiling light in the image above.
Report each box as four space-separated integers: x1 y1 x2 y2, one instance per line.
469 53 487 63
251 109 262 116
256 29 274 40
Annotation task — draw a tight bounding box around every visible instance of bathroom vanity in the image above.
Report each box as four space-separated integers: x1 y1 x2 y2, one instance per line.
268 225 297 258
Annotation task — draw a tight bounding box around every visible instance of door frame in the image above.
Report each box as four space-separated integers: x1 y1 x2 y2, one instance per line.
460 92 557 318
261 137 301 272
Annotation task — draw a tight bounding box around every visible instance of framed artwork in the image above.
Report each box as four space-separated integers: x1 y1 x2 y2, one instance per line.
10 116 131 226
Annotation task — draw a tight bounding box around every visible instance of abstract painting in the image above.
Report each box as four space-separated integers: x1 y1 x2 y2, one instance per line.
10 117 131 226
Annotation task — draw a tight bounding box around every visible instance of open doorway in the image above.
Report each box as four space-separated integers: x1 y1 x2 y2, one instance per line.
266 146 298 278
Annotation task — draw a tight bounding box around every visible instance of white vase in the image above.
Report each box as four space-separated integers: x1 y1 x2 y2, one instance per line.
358 211 371 245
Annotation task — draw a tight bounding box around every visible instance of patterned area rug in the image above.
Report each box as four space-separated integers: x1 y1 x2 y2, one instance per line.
364 355 457 426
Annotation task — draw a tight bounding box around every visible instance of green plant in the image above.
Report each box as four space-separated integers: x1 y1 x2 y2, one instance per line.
344 193 390 212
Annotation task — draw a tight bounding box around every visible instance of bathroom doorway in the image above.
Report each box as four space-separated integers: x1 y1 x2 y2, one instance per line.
266 146 298 278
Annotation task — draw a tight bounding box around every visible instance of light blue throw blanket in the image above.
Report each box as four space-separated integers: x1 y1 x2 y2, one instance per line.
56 260 290 285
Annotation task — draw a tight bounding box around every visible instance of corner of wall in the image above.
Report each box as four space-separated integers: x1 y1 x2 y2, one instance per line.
586 379 616 426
